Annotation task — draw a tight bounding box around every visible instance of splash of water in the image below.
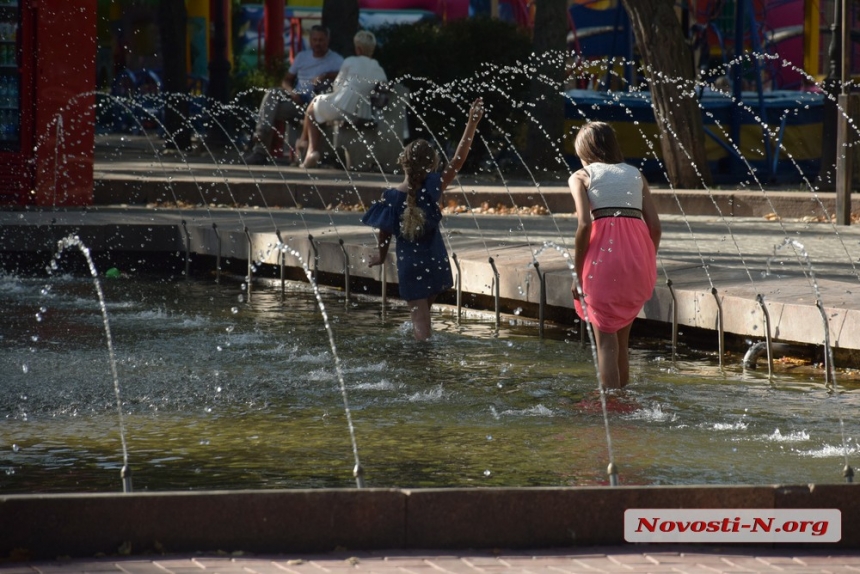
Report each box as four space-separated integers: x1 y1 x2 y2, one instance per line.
50 234 131 492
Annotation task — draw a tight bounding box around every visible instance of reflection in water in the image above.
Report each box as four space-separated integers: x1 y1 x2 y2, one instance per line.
1 273 858 493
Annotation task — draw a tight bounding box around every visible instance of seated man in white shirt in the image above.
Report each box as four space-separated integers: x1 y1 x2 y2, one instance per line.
244 25 343 165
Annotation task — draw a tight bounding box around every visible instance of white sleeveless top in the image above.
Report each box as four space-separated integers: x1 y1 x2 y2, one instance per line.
584 162 643 211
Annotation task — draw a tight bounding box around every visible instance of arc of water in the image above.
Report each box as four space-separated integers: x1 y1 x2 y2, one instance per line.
559 72 721 363
94 93 217 222
417 61 632 477
681 56 860 286
227 89 387 279
210 89 325 239
396 88 492 259
104 92 368 486
522 238 613 482
582 65 782 367
747 60 860 282
391 78 621 480
574 56 852 295
770 237 841 387
46 90 372 489
51 235 131 492
96 94 249 282
405 66 574 253
164 94 375 293
544 241 616 483
246 239 365 487
52 116 63 208
215 90 393 479
54 93 239 283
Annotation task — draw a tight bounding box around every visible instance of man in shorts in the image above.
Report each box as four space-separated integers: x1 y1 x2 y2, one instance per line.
244 25 343 164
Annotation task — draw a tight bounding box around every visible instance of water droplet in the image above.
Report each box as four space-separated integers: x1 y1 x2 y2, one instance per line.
514 307 522 315
12 444 19 452
483 470 492 477
486 435 493 441
21 364 28 374
226 326 234 334
231 307 239 314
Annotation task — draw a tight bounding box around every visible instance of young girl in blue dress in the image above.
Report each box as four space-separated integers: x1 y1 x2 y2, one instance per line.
362 98 484 340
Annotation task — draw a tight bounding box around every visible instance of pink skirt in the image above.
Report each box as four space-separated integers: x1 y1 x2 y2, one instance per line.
573 216 657 333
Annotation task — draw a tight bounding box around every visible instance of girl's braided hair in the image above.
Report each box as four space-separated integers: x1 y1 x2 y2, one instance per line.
398 139 438 241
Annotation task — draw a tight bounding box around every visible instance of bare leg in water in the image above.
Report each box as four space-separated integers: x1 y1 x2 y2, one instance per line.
592 322 633 389
407 295 437 341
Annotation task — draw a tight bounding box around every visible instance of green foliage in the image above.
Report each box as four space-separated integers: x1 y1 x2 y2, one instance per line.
375 17 532 87
374 17 534 159
231 57 288 109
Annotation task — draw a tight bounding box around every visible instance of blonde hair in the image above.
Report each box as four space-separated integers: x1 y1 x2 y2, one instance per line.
399 139 438 241
574 121 625 165
353 30 377 57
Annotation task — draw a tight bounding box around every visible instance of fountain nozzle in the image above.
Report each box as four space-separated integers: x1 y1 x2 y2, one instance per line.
844 465 854 483
607 462 619 487
121 465 133 493
742 341 769 369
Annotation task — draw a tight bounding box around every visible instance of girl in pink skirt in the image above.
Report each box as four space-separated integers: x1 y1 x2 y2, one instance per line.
568 122 662 389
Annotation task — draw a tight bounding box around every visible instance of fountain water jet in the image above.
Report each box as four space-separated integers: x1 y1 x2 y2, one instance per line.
5 59 860 498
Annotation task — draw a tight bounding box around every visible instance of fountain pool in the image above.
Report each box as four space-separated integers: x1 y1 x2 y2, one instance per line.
2 272 858 494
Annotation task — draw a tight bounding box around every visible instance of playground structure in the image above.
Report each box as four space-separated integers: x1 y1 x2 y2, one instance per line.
564 0 851 183
98 0 846 102
94 0 852 185
100 0 844 99
567 0 842 90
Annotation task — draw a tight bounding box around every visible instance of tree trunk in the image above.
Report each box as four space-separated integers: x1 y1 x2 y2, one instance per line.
819 0 842 188
322 0 360 58
157 0 191 150
621 0 712 187
525 0 568 171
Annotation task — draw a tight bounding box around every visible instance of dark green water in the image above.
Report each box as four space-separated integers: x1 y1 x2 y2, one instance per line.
1 273 858 493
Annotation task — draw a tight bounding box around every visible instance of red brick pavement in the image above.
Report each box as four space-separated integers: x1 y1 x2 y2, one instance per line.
3 548 860 574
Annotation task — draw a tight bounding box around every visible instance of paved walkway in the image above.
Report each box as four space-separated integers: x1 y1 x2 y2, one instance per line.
5 547 860 574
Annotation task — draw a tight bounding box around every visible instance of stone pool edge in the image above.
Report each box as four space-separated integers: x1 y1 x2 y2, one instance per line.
0 484 855 559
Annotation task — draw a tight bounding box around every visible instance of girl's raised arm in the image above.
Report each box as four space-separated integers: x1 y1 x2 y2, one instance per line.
440 98 484 192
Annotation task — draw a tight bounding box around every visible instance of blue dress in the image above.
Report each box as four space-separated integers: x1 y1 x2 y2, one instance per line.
360 172 453 301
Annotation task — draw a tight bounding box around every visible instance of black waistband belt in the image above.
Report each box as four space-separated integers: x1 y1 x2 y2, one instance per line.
591 207 643 220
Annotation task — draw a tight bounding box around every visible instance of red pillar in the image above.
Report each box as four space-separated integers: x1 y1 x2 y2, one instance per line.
32 0 97 207
264 0 285 69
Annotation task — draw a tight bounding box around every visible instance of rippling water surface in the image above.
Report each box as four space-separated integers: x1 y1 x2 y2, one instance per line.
1 273 857 493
